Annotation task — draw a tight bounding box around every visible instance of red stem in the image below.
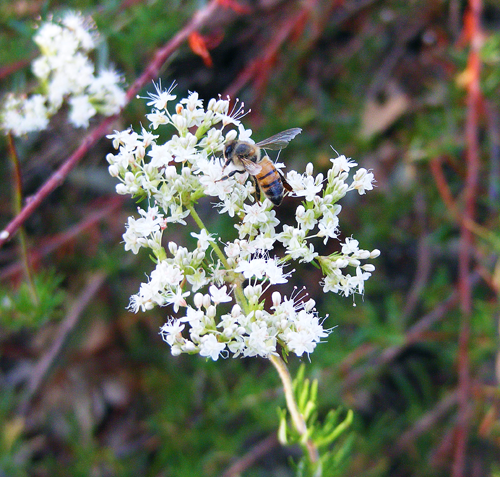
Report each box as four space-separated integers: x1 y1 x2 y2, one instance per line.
453 0 482 475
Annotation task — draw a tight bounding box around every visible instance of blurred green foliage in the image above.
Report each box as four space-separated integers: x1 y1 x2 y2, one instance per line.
0 270 65 331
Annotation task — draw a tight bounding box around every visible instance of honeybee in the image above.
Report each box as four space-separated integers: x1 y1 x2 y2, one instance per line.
219 128 302 206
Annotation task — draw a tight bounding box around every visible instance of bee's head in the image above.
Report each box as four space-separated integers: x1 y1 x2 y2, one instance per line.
224 140 258 162
224 141 236 160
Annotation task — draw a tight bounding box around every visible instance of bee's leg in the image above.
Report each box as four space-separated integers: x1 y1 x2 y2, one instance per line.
250 176 262 203
279 170 293 193
220 157 233 175
217 169 246 182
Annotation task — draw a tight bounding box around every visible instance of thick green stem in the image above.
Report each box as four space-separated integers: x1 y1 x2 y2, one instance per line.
269 354 320 467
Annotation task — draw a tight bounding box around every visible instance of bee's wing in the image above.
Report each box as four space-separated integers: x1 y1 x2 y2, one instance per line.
240 157 262 175
256 128 302 150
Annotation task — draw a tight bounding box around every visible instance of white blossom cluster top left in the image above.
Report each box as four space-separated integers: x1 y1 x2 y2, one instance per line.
106 82 379 361
1 12 125 136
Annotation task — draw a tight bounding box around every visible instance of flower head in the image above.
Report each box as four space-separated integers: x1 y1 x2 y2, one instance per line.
108 83 378 361
1 13 125 136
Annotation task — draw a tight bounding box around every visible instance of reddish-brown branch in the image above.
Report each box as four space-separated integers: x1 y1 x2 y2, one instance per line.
341 271 481 393
18 271 108 417
224 1 316 102
390 391 458 457
0 57 33 80
0 196 125 282
401 192 432 321
0 0 232 250
220 433 279 477
429 156 458 215
453 0 483 474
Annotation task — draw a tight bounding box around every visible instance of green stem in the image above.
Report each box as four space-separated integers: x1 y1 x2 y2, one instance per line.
269 354 320 467
186 202 229 268
186 202 250 315
7 133 39 304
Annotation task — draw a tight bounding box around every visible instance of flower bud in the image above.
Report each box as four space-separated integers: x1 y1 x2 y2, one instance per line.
168 241 178 255
225 129 237 141
108 164 119 177
202 294 211 309
231 304 242 317
206 305 216 319
182 341 197 352
358 250 370 260
194 293 203 309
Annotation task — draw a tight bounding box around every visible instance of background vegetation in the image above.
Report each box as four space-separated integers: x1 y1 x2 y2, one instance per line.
1 0 499 475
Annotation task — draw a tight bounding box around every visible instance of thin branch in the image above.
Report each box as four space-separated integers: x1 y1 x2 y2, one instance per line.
430 156 459 216
401 191 431 321
341 271 481 392
453 0 483 474
390 391 458 456
0 0 229 250
220 433 279 477
18 271 108 417
224 2 312 101
0 196 125 282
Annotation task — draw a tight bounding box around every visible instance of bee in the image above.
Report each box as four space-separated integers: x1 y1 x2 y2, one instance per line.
219 128 302 206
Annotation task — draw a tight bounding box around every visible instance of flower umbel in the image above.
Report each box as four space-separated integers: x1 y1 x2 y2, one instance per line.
108 82 379 360
1 12 125 136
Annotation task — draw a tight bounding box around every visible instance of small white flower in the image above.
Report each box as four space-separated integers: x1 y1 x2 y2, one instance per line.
191 229 216 251
186 268 209 292
147 81 177 110
160 319 185 345
342 237 359 255
1 94 49 136
296 205 317 231
209 285 233 304
317 214 339 244
165 288 190 312
214 100 248 128
246 322 276 357
264 258 289 285
351 168 375 195
199 334 226 360
349 266 371 294
235 258 267 280
330 155 357 175
237 123 253 142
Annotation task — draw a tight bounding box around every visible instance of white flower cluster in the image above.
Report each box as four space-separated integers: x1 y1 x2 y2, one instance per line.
106 83 379 360
1 12 126 136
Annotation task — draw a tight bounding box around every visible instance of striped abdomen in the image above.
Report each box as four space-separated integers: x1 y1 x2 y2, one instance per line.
255 158 284 206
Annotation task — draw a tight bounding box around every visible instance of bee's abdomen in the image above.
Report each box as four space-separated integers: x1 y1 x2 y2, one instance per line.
257 169 284 206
